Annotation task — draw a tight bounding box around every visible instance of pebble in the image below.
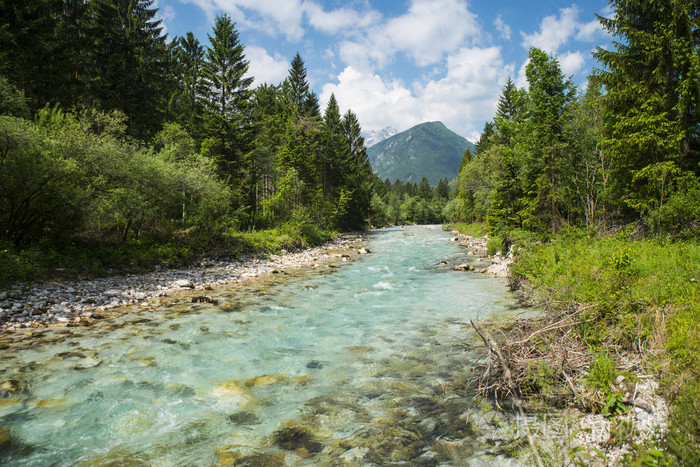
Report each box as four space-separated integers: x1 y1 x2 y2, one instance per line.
450 231 512 278
0 234 363 330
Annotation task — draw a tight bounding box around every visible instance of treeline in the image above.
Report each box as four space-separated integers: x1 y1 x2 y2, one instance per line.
0 0 376 261
446 1 699 239
371 177 451 226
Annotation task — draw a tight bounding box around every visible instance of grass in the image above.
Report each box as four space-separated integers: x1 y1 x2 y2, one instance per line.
0 223 334 287
443 222 487 237
508 228 700 463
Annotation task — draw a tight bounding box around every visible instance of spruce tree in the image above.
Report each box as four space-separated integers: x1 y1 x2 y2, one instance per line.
201 14 254 179
340 109 373 228
594 0 700 223
84 0 169 138
171 32 206 138
522 47 575 233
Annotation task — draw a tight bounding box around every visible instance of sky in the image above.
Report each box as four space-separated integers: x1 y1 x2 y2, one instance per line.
156 0 613 142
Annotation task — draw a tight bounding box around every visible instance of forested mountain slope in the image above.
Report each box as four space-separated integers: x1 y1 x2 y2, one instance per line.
367 121 475 185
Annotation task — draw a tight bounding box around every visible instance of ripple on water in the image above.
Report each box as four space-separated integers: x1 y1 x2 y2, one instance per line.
0 226 527 465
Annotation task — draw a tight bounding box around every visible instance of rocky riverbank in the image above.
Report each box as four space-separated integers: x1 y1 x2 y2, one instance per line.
448 231 513 278
0 233 366 331
446 228 669 463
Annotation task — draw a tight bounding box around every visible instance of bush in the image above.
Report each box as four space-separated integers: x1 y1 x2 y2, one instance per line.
486 236 502 255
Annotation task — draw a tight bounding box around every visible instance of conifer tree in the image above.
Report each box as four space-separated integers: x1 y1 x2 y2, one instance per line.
319 94 348 202
594 0 700 224
171 32 206 138
340 109 373 228
85 0 169 138
522 47 575 233
201 14 254 180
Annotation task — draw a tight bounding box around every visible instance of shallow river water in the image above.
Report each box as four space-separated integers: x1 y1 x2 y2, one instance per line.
0 226 526 466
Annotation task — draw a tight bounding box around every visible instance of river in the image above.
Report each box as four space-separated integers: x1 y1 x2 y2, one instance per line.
0 225 525 465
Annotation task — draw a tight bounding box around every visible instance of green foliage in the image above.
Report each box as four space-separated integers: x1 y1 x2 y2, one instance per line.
523 361 560 399
0 75 29 118
513 232 700 459
486 236 502 256
667 379 700 463
603 393 628 419
585 352 616 395
444 222 487 237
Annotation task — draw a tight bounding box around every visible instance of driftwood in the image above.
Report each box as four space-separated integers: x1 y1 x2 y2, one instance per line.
471 319 544 467
469 304 598 409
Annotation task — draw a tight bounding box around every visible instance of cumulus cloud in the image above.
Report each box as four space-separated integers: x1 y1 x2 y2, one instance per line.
521 5 608 54
576 19 604 41
182 0 380 41
333 0 481 72
558 50 586 77
494 15 512 41
305 3 379 34
246 46 289 85
381 0 480 66
521 6 579 54
182 0 306 40
323 46 514 138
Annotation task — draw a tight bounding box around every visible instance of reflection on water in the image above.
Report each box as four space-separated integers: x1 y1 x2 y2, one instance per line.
0 226 525 465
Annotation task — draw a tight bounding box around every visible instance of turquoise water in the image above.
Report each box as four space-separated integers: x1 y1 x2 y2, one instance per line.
0 226 524 465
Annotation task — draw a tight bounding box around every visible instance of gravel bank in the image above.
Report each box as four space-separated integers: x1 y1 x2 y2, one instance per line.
0 233 365 331
448 231 513 278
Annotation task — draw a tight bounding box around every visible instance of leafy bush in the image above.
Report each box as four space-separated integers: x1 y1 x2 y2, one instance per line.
486 236 502 255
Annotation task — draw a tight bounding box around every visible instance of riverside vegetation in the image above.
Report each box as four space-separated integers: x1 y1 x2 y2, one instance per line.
0 0 454 286
443 0 700 463
0 1 377 284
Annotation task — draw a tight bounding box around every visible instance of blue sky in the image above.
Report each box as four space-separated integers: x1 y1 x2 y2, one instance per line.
156 0 613 141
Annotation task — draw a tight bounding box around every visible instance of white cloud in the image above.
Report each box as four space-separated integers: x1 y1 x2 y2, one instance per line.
494 15 512 41
381 0 480 66
323 46 514 139
576 19 604 42
322 66 419 133
521 6 579 54
182 0 306 40
558 51 586 77
246 46 289 85
304 3 380 34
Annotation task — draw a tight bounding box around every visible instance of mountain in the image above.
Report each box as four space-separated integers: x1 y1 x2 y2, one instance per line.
362 126 398 147
366 121 475 185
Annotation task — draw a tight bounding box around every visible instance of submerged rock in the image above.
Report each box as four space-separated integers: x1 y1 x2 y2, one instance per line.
273 426 324 454
244 375 279 388
228 411 261 426
191 295 218 305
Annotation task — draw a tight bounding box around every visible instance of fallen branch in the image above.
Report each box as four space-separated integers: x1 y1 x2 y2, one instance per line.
471 319 544 467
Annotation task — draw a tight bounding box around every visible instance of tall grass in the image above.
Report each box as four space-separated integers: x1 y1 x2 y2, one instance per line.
510 230 700 461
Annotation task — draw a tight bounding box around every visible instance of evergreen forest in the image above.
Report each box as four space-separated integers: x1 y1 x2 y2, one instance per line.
0 0 388 280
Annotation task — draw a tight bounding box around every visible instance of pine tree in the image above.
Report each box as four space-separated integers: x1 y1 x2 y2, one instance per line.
521 47 576 233
0 0 66 111
282 53 319 119
594 0 700 224
318 93 347 201
340 109 373 228
171 32 206 138
84 0 169 138
496 77 521 121
201 14 254 179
